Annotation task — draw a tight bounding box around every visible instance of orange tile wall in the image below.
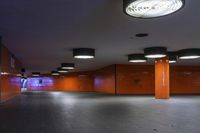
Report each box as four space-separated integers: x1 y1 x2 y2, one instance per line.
170 66 200 94
116 64 200 95
27 64 200 95
0 46 22 101
27 71 94 92
116 64 155 94
27 65 116 94
94 65 116 94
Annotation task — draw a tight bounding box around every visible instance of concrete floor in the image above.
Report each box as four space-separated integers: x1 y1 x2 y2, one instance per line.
0 92 200 133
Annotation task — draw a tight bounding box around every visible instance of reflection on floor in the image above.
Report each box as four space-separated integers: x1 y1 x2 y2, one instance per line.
0 91 200 133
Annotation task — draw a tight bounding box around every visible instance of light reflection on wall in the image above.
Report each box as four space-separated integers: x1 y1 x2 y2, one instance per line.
10 77 21 83
27 77 54 91
1 74 21 89
10 77 21 88
94 78 101 86
94 77 103 90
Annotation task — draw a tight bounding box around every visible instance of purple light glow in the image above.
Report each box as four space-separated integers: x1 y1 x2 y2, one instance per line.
27 77 54 91
94 77 104 89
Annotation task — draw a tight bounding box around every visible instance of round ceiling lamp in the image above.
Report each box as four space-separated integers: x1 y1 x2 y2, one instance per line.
144 47 167 59
57 67 68 73
51 71 60 76
178 49 200 59
128 54 147 63
73 48 95 59
123 0 184 18
21 68 26 73
61 63 75 70
135 33 149 37
32 72 40 77
169 58 177 63
16 74 22 77
168 52 178 63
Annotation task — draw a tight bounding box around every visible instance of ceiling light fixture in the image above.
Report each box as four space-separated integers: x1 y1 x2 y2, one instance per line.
61 63 75 70
135 33 149 37
168 52 178 63
169 60 176 64
144 47 167 59
123 0 184 18
73 48 95 59
1 72 10 75
178 49 200 59
51 71 60 76
21 68 26 73
32 72 40 77
57 67 68 73
128 54 147 63
16 74 22 77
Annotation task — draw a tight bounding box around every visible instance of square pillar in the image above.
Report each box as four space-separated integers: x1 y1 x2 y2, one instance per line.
155 57 170 99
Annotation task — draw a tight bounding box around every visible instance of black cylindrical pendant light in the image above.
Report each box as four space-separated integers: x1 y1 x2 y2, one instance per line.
128 54 147 63
51 71 60 76
73 48 95 59
144 47 167 59
178 49 200 59
168 52 178 63
123 0 184 18
21 68 26 73
61 63 75 70
57 67 68 73
32 72 40 77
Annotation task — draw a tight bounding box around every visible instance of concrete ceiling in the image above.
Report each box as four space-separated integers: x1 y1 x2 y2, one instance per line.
0 0 200 74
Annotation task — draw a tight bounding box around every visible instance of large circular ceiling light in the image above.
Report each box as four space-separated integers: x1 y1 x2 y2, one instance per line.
123 0 184 18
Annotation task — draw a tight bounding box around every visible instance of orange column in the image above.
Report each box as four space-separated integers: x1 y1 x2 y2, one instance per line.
155 57 170 99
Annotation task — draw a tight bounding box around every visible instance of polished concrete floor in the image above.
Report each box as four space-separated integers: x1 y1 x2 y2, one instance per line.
0 92 200 133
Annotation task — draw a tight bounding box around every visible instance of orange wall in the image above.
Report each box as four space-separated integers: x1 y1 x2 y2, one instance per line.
26 64 200 95
28 65 116 94
27 71 94 92
116 64 200 95
0 45 22 101
170 66 200 94
94 65 116 94
116 64 155 94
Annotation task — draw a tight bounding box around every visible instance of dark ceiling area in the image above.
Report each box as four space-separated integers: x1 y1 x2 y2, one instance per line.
0 0 200 73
